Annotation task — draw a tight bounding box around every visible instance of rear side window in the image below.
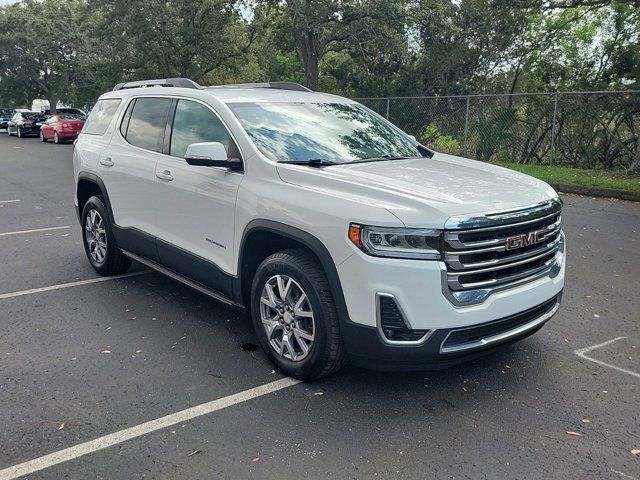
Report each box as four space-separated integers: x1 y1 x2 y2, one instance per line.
83 99 121 135
122 98 172 153
169 99 234 158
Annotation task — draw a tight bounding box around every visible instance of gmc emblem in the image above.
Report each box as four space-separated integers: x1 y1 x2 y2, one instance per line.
505 229 546 250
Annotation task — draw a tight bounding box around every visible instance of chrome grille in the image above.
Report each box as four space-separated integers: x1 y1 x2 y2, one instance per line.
443 199 564 306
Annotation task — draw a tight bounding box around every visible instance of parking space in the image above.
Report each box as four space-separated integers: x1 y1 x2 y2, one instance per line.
0 133 639 479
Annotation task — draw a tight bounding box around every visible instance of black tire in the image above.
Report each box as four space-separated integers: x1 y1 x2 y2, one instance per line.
250 248 348 381
40 130 47 142
54 131 59 144
17 127 21 138
81 196 132 276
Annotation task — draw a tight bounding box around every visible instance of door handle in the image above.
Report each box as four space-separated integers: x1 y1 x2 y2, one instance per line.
156 170 174 181
100 157 114 167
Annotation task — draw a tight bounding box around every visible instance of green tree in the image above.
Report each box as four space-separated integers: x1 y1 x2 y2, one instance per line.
87 0 255 87
257 0 408 90
0 0 85 112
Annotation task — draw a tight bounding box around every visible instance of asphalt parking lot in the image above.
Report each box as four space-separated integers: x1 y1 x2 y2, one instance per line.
0 133 638 480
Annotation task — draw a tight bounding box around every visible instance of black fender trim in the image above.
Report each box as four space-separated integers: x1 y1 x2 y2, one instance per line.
236 220 351 324
76 172 115 224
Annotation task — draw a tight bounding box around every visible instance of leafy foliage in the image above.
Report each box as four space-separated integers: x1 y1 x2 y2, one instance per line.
0 0 638 171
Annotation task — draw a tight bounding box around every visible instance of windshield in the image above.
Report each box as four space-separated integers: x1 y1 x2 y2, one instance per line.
23 113 45 120
59 113 85 120
229 102 421 164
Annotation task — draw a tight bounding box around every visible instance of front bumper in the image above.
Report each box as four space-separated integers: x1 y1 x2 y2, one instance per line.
341 292 562 370
335 223 565 369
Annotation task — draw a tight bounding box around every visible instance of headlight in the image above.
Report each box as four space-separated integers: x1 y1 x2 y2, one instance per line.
348 223 442 260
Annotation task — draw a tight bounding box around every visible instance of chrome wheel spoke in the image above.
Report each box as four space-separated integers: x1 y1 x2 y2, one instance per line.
262 318 282 340
276 275 292 302
85 209 107 264
293 327 314 342
292 328 312 355
281 334 298 361
262 284 278 309
259 274 315 362
293 293 312 318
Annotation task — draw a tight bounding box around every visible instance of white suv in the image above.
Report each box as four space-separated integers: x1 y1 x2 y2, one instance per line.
73 78 565 380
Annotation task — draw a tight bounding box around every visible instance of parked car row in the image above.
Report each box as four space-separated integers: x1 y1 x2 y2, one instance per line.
1 107 86 143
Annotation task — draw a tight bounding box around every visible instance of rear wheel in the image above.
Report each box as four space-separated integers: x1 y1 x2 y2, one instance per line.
251 249 348 381
81 196 132 276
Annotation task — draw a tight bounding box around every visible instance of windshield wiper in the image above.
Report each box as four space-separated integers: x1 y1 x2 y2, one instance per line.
352 155 417 163
279 158 337 168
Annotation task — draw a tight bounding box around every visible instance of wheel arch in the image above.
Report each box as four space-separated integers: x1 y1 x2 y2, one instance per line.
76 173 114 223
236 220 350 325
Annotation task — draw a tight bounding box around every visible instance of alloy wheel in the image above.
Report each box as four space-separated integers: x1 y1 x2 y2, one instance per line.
259 274 315 362
85 209 107 264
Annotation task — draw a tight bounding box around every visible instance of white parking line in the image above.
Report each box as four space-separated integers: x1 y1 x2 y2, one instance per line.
0 271 149 300
0 377 300 480
574 337 640 379
0 199 20 204
0 226 70 237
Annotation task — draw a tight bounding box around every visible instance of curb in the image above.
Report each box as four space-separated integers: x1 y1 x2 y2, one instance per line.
552 183 640 202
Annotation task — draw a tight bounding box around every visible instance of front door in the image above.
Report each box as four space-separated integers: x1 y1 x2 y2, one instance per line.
153 98 243 297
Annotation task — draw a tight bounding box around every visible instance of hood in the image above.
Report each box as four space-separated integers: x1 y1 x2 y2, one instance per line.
276 152 558 228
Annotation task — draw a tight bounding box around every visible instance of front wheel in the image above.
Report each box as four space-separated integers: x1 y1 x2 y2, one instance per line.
54 131 59 144
251 249 348 381
81 196 132 275
40 130 47 142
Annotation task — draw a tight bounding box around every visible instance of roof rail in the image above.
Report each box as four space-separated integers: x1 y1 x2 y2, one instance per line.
113 78 201 91
209 81 312 92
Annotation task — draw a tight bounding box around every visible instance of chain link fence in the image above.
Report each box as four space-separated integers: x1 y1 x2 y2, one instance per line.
357 91 640 172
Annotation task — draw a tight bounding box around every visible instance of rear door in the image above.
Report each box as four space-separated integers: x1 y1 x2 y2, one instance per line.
153 98 244 296
97 96 173 259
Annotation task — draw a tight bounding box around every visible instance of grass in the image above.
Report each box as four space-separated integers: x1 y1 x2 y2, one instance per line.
493 162 640 193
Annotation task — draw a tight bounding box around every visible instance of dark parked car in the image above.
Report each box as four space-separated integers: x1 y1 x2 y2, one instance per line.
0 108 14 131
7 112 47 138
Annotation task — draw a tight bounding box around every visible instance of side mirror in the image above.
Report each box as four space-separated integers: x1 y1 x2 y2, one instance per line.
408 134 417 142
184 142 242 170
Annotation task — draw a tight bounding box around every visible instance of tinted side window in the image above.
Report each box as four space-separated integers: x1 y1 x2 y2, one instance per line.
119 99 135 138
83 99 122 135
170 100 234 158
124 98 172 153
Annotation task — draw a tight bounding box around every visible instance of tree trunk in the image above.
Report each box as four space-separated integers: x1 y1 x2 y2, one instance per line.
48 95 58 115
304 53 319 91
294 29 321 91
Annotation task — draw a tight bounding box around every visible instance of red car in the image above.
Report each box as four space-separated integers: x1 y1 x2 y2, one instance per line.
40 113 86 143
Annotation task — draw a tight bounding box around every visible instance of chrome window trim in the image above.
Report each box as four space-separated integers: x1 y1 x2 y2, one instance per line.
375 292 434 346
115 94 247 173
